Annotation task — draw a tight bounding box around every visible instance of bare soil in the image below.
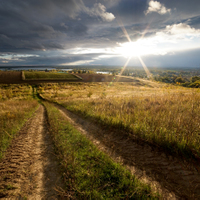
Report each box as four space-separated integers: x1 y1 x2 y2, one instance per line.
0 105 64 199
55 103 200 200
0 71 22 84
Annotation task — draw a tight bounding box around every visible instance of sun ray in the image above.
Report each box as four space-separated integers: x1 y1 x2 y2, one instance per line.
117 18 132 43
140 24 150 40
119 57 132 76
137 56 152 78
116 18 152 79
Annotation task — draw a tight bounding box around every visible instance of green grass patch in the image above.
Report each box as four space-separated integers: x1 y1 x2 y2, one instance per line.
24 71 79 80
44 102 160 199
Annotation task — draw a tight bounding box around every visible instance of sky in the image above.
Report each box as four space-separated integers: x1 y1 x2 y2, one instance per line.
0 0 200 68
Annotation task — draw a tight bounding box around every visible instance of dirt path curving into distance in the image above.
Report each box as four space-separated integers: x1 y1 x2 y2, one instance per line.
0 105 64 199
54 103 200 200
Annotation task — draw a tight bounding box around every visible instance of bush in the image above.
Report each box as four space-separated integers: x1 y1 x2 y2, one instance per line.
175 77 185 83
191 76 200 83
188 80 200 88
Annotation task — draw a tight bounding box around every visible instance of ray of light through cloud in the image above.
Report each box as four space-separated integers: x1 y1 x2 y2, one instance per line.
116 17 153 79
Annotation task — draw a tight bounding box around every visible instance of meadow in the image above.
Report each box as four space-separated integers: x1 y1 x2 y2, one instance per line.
0 84 39 159
39 81 200 162
1 77 199 198
0 82 161 198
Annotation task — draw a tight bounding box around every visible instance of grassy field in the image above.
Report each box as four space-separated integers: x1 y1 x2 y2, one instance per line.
23 71 80 80
37 80 160 99
0 84 33 100
38 81 200 161
1 79 199 197
44 101 160 199
0 84 39 159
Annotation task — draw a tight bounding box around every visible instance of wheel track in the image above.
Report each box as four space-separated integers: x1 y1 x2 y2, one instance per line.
0 105 64 199
55 103 200 200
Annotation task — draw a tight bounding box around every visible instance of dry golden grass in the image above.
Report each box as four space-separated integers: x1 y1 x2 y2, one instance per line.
39 81 200 161
39 80 164 100
0 84 39 159
0 84 33 100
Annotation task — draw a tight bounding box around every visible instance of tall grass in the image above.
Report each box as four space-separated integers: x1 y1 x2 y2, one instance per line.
0 84 33 100
44 102 160 199
37 82 200 161
0 100 39 159
59 89 200 161
0 84 39 159
39 82 162 101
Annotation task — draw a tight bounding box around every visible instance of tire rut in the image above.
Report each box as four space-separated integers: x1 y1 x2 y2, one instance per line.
55 103 200 200
0 105 64 199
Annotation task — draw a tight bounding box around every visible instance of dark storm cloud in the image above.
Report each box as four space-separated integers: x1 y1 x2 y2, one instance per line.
0 52 107 66
111 0 147 23
186 15 200 28
162 0 200 16
0 0 85 19
147 0 200 29
140 48 200 68
0 0 89 53
0 0 118 54
109 0 200 32
0 0 200 66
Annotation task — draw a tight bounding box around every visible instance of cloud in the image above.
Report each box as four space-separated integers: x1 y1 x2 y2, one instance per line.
156 23 200 41
166 23 200 36
1 0 200 67
0 0 116 55
0 52 106 66
87 3 115 22
113 22 200 58
145 0 171 15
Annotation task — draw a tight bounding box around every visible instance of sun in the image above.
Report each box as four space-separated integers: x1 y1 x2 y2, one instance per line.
116 40 153 78
118 42 140 57
118 42 144 57
116 40 157 58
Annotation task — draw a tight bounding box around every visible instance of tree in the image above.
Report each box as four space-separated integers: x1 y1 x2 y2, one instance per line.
175 77 185 83
191 76 200 83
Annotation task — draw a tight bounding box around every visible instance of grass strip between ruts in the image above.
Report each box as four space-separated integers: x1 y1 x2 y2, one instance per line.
44 101 160 199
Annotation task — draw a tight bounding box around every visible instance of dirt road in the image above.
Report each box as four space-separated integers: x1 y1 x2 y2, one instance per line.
55 103 200 200
0 105 64 199
1 100 200 199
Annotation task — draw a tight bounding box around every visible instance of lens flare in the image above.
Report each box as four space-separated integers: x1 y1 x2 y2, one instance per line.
117 18 152 79
137 56 152 78
117 18 132 43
